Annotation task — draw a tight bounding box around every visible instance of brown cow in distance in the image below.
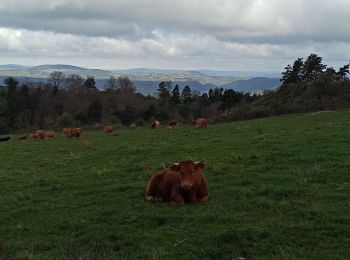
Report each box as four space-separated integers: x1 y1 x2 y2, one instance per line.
72 128 82 139
30 133 39 140
151 120 160 129
129 123 136 129
145 160 209 204
168 120 179 128
62 128 82 139
45 131 56 139
36 130 46 140
195 118 208 128
103 125 113 133
62 128 71 137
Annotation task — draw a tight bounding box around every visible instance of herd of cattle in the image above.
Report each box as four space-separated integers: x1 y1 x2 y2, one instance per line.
0 117 209 142
0 118 210 204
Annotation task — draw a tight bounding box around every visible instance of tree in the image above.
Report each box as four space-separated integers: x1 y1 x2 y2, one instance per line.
118 76 135 92
0 88 9 134
84 76 97 90
157 81 172 105
220 89 242 110
65 74 84 89
118 105 136 125
301 54 326 81
281 58 303 84
49 71 66 90
324 67 338 80
87 99 102 123
336 64 349 81
171 84 180 104
106 76 118 90
209 87 224 102
181 85 192 103
5 77 20 127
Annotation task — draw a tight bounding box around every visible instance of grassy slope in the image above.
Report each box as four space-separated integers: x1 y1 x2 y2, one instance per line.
0 111 349 259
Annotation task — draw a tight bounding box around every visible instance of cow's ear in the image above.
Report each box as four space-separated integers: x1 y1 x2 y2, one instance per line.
170 163 180 172
195 161 205 170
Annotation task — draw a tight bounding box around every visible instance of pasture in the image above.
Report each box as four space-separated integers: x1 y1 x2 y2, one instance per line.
0 111 349 259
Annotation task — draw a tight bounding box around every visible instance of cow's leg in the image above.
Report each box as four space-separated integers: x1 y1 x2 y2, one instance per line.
197 195 208 203
171 196 185 205
188 192 197 203
170 188 185 204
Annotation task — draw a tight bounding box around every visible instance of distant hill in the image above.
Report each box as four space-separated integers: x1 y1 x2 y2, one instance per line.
0 64 281 93
221 77 281 92
0 64 28 70
199 69 281 78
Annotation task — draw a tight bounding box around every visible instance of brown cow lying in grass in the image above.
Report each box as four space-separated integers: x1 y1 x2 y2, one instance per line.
168 120 179 128
151 120 160 129
195 118 208 128
145 160 209 204
103 125 113 133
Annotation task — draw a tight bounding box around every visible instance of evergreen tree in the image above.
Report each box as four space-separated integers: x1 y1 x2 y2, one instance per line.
84 76 97 90
157 81 172 105
171 84 181 104
181 85 192 103
281 58 303 84
336 64 349 81
301 54 326 81
5 77 20 127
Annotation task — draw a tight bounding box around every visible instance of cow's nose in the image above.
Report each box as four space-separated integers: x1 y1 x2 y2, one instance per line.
181 181 192 189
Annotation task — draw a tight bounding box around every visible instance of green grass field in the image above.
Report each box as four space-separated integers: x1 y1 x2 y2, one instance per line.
0 110 349 259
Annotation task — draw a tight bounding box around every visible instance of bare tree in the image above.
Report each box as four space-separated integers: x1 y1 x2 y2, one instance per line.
65 74 84 89
49 71 66 89
118 76 135 91
106 76 118 90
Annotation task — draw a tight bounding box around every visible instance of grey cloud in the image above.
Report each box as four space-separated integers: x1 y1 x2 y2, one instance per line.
1 0 350 43
0 0 349 70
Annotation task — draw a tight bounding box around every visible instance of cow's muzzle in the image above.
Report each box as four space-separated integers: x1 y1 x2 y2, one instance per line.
181 181 193 190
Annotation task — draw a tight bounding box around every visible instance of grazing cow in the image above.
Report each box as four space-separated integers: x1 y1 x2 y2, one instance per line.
36 130 46 140
45 131 56 139
195 118 208 128
129 123 136 129
145 160 209 204
168 120 179 128
62 128 71 138
17 135 28 140
72 128 82 139
151 120 160 129
0 136 10 142
103 125 114 133
63 128 82 139
30 134 39 140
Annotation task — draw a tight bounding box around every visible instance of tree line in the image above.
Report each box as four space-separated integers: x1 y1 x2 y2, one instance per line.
0 72 255 134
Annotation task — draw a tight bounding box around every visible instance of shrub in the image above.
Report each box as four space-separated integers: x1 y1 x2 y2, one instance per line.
56 112 74 127
109 116 120 125
135 117 145 126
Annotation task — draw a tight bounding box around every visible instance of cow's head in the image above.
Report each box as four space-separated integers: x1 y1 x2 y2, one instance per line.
170 160 205 190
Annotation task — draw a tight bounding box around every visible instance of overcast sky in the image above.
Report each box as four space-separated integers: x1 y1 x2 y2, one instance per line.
0 0 349 71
